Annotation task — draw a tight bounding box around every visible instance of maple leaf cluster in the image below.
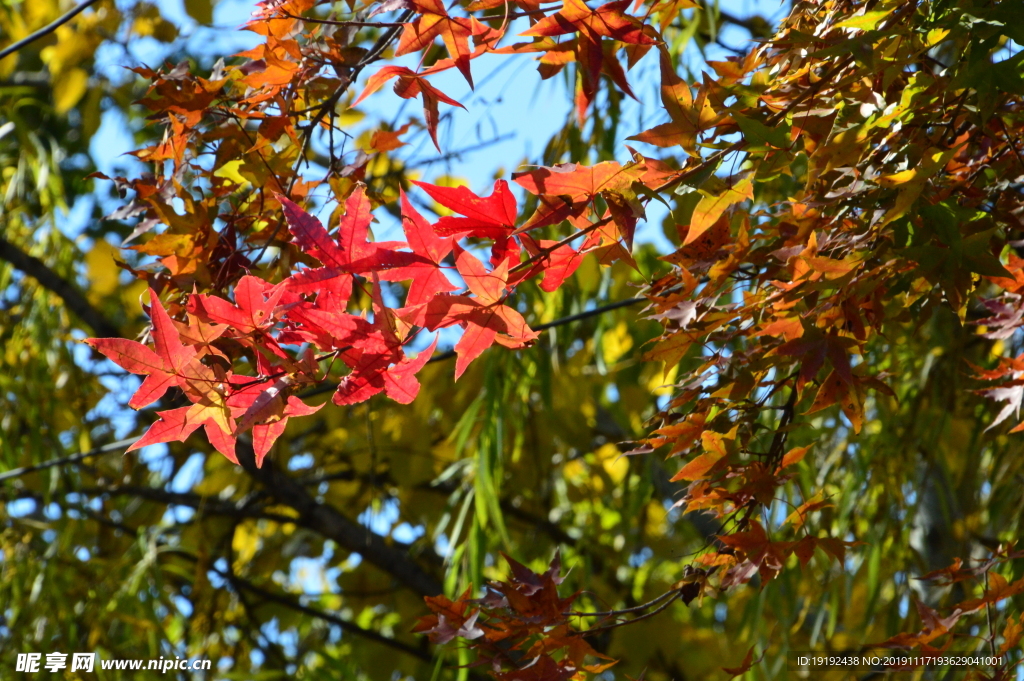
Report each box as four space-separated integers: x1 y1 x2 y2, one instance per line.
87 157 683 463
84 0 708 465
623 0 1024 607
414 554 615 680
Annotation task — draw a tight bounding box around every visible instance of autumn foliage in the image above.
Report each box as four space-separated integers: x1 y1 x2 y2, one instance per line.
67 0 1024 676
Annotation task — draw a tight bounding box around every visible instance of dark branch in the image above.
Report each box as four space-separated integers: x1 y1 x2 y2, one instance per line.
0 0 103 61
0 235 121 338
95 485 300 525
235 439 445 597
0 437 136 484
213 566 434 662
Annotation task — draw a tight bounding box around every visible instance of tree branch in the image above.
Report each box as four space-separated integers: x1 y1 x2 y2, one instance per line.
213 565 434 662
235 439 445 597
0 0 103 61
0 235 121 337
0 437 137 484
95 485 300 525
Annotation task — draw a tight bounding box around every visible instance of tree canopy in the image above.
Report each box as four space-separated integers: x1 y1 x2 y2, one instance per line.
2 0 1024 679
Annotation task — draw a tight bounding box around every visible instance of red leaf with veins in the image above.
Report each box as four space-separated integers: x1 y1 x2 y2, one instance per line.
149 290 197 369
521 0 656 45
413 179 518 239
353 67 464 150
513 160 643 203
251 396 324 466
413 179 521 266
454 321 498 379
279 195 347 268
378 191 456 306
423 293 539 379
199 275 284 334
455 244 508 304
126 407 202 452
396 0 485 87
84 338 178 409
383 336 439 403
204 422 239 463
280 187 415 289
85 290 198 409
519 233 590 292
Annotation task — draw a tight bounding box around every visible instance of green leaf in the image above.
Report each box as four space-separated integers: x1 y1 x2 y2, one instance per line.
733 113 791 149
185 0 213 24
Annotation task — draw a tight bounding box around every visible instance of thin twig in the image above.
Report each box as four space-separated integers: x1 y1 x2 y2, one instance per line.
568 587 677 618
0 438 137 484
280 11 407 27
587 590 683 632
0 0 102 61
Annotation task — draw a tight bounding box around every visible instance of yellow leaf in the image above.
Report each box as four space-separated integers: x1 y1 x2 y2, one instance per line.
876 168 918 187
596 442 628 484
780 445 811 469
926 28 949 46
232 523 260 567
85 240 120 304
214 159 249 186
187 396 232 435
646 362 679 396
601 321 633 365
685 178 752 246
834 10 890 30
642 331 698 368
335 109 365 128
53 67 88 113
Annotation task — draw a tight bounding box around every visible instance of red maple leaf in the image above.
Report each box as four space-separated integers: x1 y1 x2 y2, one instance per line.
280 298 377 351
519 233 591 291
377 190 457 307
279 187 413 294
422 247 539 378
126 406 203 453
227 377 325 466
520 0 656 118
194 275 285 335
514 161 644 244
126 405 236 463
396 0 489 87
334 336 439 405
513 160 643 203
413 179 518 239
85 290 198 409
413 179 522 266
251 396 321 466
353 66 465 150
522 0 655 44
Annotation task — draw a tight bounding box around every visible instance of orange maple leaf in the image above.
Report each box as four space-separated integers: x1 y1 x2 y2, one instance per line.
396 0 490 87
